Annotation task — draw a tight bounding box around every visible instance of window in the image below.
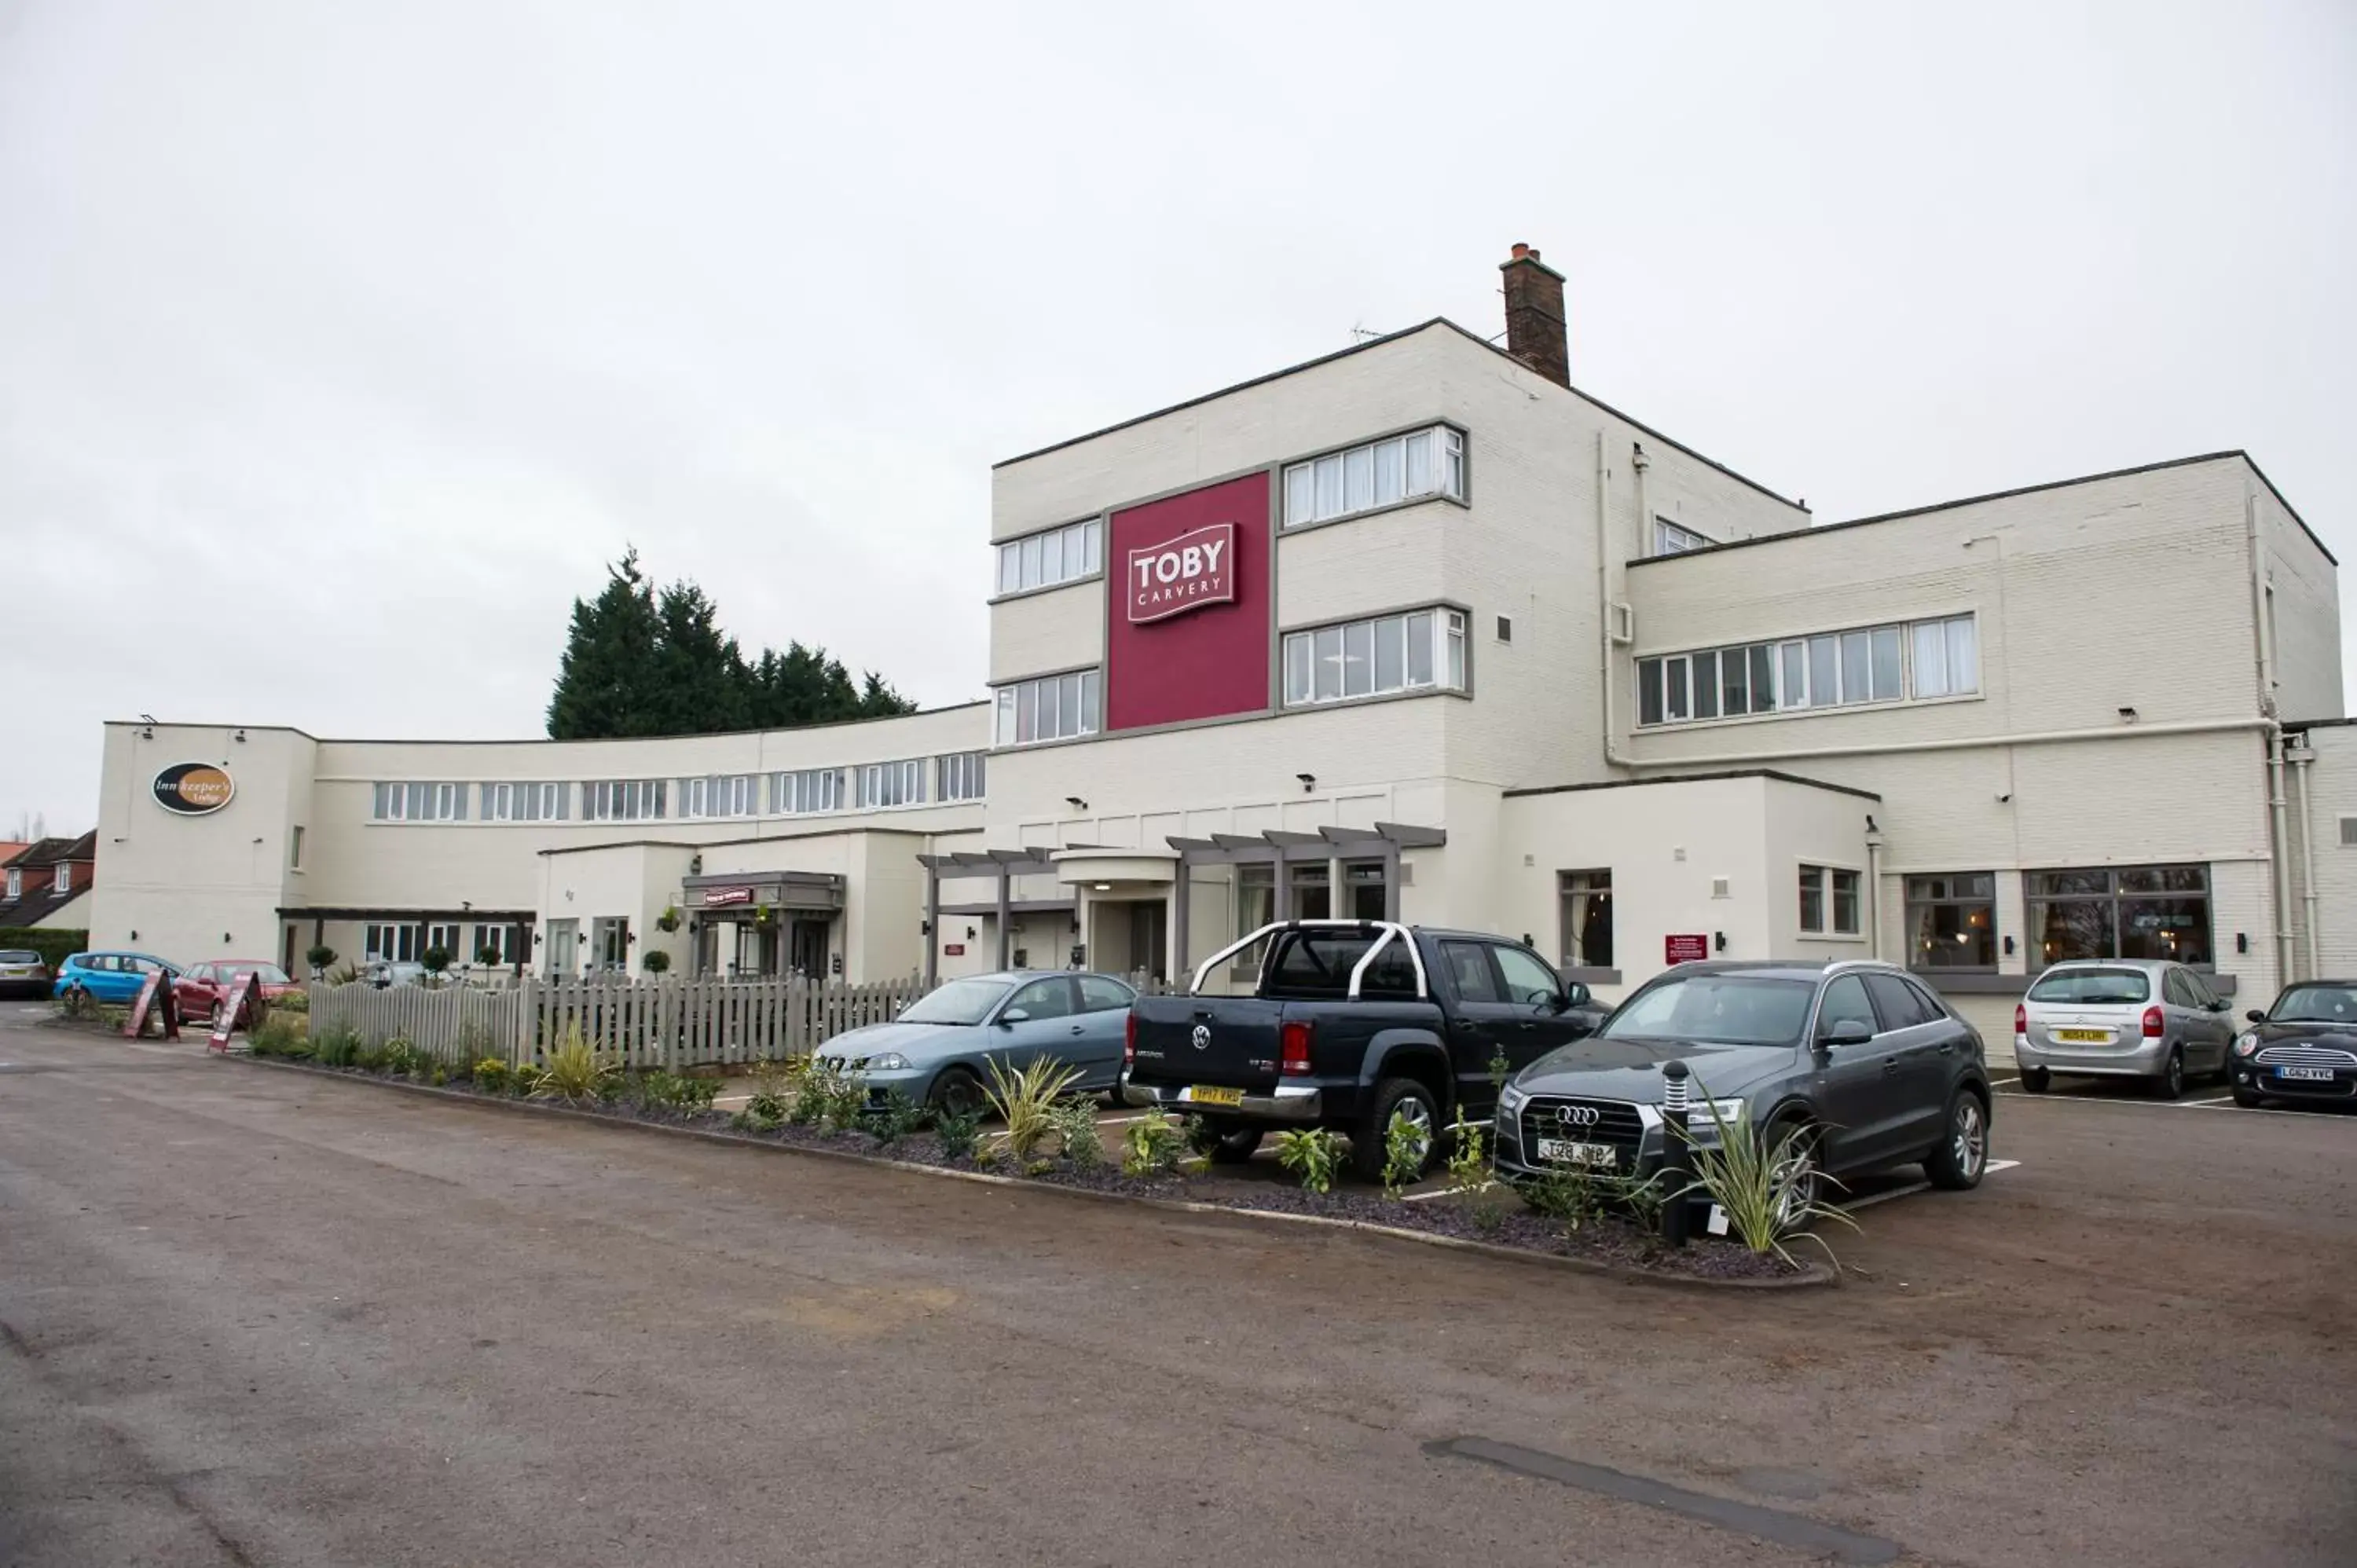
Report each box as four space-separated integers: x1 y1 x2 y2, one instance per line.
1288 862 1332 921
678 775 758 819
1281 609 1466 708
1559 870 1613 969
856 759 926 809
937 751 986 802
1864 972 1941 1031
426 922 463 958
1496 614 1512 644
471 923 516 966
996 518 1103 595
1264 932 1417 998
772 768 845 815
1798 864 1859 936
1493 945 1563 1006
53 863 71 894
1233 864 1275 976
364 923 420 963
1343 859 1387 921
2027 967 2150 1005
2341 816 2357 848
994 670 1100 746
1441 941 1505 1003
581 779 666 821
1655 518 1714 555
1008 976 1074 1019
1077 975 1136 1013
1904 874 1996 970
289 826 304 870
1601 973 1816 1046
1816 974 1877 1039
2029 864 2212 965
4 870 18 900
482 782 569 822
590 917 629 972
1280 425 1466 528
1637 614 1979 727
372 782 465 822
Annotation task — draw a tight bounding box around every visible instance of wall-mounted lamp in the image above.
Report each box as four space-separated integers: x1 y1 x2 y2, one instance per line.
2117 706 2139 723
129 929 138 940
139 727 154 741
1065 796 1090 811
1296 772 1317 793
921 918 933 936
222 932 233 944
461 900 472 913
966 925 977 940
1996 793 2012 804
533 932 543 945
1865 815 1879 833
2003 935 2016 956
1092 881 1113 892
1714 931 1728 952
2236 932 2249 954
233 728 247 743
251 836 264 845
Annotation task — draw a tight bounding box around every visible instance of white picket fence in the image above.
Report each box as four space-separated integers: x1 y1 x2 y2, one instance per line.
305 974 929 1072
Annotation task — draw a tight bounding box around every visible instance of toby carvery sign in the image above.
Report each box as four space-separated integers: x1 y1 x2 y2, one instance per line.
1126 522 1236 624
152 762 235 815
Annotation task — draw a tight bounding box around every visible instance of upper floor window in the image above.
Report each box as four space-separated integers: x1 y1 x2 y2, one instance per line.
1281 608 1465 707
678 774 759 819
997 518 1103 596
1798 864 1862 936
53 863 71 893
481 781 569 822
1654 519 1714 555
995 669 1100 746
581 779 666 822
856 760 926 809
772 768 845 815
373 782 465 822
937 751 987 802
1281 426 1464 529
4 870 18 900
1637 613 1978 727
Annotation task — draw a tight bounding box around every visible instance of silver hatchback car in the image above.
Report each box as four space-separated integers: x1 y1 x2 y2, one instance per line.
2015 959 2236 1097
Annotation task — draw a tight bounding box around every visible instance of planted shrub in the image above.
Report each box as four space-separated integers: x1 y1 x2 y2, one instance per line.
1446 1112 1505 1233
1382 1107 1427 1199
1122 1112 1183 1178
273 989 310 1016
249 1013 310 1059
532 1027 619 1103
1273 1127 1344 1193
1523 1156 1605 1232
933 1104 984 1162
379 1038 418 1077
305 943 337 974
1679 1100 1856 1266
984 1056 1084 1163
1050 1097 1104 1170
787 1062 832 1127
641 950 672 976
862 1087 924 1147
473 1058 511 1094
817 1062 871 1134
312 1028 361 1068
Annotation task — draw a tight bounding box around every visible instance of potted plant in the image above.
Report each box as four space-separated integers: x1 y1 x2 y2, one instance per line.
305 943 337 980
655 904 683 934
421 947 453 987
642 950 673 976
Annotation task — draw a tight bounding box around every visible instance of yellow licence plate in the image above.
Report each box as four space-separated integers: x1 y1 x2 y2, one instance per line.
1190 1084 1244 1108
2055 1028 2110 1043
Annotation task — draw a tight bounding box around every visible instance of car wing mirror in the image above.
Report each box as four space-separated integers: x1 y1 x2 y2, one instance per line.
2245 1008 2267 1024
1563 982 1590 1009
1818 1018 1875 1050
998 1007 1028 1026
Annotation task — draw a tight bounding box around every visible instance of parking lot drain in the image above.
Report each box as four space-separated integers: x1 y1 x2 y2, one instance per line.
1423 1437 1900 1565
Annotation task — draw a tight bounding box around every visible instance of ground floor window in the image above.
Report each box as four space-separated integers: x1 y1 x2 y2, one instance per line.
1233 864 1274 977
1342 859 1387 921
2029 864 2211 965
1799 865 1861 936
471 923 517 967
1288 861 1332 921
1904 874 1996 970
364 923 420 963
590 916 630 972
425 923 463 962
1558 870 1613 969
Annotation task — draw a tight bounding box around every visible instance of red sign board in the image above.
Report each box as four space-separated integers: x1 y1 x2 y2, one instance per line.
1105 471 1270 733
1126 522 1237 624
122 969 180 1041
1664 933 1710 965
943 943 966 958
702 887 754 907
210 969 262 1053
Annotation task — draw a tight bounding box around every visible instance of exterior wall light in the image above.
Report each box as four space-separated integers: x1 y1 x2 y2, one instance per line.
1297 772 1317 792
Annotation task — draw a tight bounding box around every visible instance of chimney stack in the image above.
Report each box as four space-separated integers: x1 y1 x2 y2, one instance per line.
1499 242 1569 387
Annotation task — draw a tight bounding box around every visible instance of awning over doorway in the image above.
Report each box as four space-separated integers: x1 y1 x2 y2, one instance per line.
914 848 1083 981
681 870 845 914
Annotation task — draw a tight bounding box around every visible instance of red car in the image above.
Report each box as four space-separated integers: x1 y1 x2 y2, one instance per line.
174 961 299 1028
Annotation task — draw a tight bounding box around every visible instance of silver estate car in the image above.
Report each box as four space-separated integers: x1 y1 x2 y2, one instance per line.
2015 959 2235 1098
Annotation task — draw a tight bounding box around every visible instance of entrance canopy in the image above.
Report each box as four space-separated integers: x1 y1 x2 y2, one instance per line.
682 870 845 914
1165 822 1445 972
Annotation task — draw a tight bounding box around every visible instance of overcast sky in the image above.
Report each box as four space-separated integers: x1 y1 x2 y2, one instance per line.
2 0 2352 833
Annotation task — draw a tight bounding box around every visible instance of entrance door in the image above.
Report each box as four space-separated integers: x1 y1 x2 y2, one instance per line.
546 918 578 976
790 918 830 978
1125 901 1168 983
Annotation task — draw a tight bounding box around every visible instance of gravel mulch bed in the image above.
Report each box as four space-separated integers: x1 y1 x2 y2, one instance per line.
257 1060 1813 1284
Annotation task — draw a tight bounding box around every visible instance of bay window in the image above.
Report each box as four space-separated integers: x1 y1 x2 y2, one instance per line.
1281 608 1466 708
1281 425 1466 529
996 518 1102 595
995 669 1101 746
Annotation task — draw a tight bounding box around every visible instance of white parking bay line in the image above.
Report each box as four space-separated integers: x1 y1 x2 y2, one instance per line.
1985 1158 2022 1174
1989 1074 2020 1087
1843 1180 1930 1212
1403 1181 1494 1203
2179 1094 2234 1107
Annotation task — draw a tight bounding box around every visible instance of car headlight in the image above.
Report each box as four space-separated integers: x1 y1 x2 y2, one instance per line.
2233 1034 2260 1058
1684 1098 1750 1130
1498 1083 1530 1117
862 1053 911 1072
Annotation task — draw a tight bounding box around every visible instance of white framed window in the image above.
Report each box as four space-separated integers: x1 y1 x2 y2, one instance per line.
937 751 987 802
1281 608 1467 708
372 782 465 822
1281 425 1466 529
480 782 569 822
856 759 926 809
4 870 18 900
581 779 667 822
53 863 71 894
1638 614 1978 727
1654 518 1714 555
425 922 463 958
1798 865 1861 936
364 923 420 963
289 826 304 870
994 669 1101 746
471 923 515 966
996 518 1103 596
678 774 759 819
772 768 846 815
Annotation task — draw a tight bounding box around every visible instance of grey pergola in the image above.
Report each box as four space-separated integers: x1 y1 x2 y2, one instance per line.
1162 821 1446 973
915 847 1094 982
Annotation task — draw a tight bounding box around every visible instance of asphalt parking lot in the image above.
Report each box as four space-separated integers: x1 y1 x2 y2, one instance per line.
4 1013 2352 1567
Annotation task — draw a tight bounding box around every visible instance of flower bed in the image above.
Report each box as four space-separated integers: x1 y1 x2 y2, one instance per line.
244 1046 1824 1286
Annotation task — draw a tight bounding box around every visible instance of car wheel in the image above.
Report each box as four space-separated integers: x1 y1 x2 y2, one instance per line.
929 1067 984 1120
2018 1067 2051 1094
2231 1084 2263 1108
1925 1088 1989 1190
1353 1077 1441 1185
209 1002 226 1031
1763 1117 1824 1234
1204 1123 1263 1164
2151 1047 2185 1101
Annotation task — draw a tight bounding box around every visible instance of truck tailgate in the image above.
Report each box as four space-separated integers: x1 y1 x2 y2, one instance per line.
1127 994 1288 1092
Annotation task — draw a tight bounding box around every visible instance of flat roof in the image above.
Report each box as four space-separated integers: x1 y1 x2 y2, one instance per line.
106 699 992 749
1502 768 1882 804
992 318 1805 512
1626 450 2335 570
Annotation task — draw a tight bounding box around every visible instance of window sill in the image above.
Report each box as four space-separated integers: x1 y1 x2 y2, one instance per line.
1633 690 1986 737
1799 931 1869 943
1281 683 1469 716
1280 489 1468 538
987 572 1105 608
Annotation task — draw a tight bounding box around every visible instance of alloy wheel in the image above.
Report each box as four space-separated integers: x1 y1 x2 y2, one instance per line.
1952 1097 1986 1181
1396 1095 1435 1163
1769 1131 1820 1233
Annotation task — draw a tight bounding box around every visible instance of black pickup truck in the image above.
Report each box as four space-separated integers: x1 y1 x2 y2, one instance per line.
1121 921 1607 1181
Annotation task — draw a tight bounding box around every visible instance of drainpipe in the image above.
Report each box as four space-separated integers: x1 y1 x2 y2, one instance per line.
1864 822 1885 962
2291 738 2320 981
1596 430 1624 771
2246 487 2293 987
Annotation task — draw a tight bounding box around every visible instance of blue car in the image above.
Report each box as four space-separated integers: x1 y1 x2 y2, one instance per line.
53 951 181 1004
817 970 1139 1116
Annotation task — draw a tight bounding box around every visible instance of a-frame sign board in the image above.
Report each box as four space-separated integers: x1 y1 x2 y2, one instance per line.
207 970 262 1053
122 969 181 1041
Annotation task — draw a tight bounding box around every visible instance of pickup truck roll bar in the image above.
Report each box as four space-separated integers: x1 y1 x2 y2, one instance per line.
1186 919 1431 1001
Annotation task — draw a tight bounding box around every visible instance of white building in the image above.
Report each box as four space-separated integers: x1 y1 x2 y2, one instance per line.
90 245 2346 1050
